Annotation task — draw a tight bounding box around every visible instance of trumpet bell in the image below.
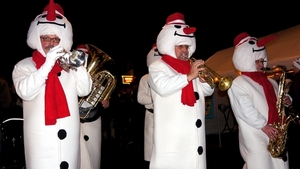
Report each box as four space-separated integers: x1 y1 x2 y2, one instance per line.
218 76 233 91
59 49 86 72
190 57 233 91
69 50 86 67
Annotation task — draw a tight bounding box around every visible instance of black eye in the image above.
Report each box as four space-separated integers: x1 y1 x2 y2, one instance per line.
40 14 63 19
248 40 255 45
174 25 182 29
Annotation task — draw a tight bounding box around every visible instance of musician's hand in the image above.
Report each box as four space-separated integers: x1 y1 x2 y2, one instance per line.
198 73 207 83
38 45 64 79
46 45 64 65
101 100 109 109
283 95 292 107
262 124 279 140
187 59 205 81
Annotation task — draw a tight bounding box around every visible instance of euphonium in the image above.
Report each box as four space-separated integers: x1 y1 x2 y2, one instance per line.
78 44 117 123
189 57 233 91
58 49 86 72
266 65 300 158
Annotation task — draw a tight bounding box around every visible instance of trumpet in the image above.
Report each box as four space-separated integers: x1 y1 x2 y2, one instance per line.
58 49 86 72
189 57 233 91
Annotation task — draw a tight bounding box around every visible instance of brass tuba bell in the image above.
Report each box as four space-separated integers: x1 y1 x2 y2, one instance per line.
84 44 115 76
189 57 233 91
78 44 117 123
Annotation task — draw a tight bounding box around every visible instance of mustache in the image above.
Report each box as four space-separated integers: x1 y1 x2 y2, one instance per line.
45 45 54 50
181 52 188 59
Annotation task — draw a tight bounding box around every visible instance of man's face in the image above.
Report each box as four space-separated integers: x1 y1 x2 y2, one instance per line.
255 58 266 72
174 45 189 61
40 34 60 54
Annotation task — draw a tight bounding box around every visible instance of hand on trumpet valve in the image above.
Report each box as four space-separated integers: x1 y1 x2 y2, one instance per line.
47 45 65 61
187 59 206 82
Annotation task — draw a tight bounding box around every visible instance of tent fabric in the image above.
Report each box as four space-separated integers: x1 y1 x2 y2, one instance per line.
205 24 300 78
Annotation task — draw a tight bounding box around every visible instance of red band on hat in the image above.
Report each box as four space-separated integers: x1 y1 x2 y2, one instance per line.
166 12 185 24
233 32 249 46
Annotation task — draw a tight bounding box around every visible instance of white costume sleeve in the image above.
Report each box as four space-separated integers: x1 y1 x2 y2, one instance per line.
137 74 153 107
12 58 48 101
70 66 92 97
199 79 215 97
148 61 189 97
228 80 268 129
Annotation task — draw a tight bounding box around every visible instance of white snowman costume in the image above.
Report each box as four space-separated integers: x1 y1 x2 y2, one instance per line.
12 0 92 169
137 44 162 162
227 32 289 169
148 13 214 169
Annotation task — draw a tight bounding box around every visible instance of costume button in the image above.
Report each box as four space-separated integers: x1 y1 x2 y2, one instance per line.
84 135 89 141
197 146 203 155
60 161 69 169
57 129 67 140
194 92 199 100
57 72 61 76
195 119 202 128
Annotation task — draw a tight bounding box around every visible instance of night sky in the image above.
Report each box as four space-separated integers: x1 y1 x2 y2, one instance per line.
3 0 300 87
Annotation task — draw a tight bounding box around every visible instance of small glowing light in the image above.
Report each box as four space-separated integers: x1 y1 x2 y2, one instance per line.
122 75 134 84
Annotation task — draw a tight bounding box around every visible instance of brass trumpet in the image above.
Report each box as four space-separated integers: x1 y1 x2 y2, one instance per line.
189 57 233 91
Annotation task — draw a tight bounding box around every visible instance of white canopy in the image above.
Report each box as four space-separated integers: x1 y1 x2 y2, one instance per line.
205 24 300 78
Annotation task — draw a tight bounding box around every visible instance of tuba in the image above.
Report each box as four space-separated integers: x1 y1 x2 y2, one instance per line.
78 44 117 123
189 57 233 91
266 65 300 158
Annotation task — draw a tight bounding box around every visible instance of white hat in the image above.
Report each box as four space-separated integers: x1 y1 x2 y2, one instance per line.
232 32 276 72
76 44 89 53
146 44 162 67
156 12 196 58
27 0 73 56
293 57 300 70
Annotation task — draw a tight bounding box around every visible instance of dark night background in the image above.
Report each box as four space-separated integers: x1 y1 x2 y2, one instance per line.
1 1 300 168
3 0 300 88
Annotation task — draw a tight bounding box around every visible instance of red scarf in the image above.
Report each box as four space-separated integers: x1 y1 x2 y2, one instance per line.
162 55 196 106
242 72 279 124
32 50 70 125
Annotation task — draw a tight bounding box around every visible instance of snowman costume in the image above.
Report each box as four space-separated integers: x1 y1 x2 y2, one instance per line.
137 44 162 162
148 13 214 169
12 0 92 168
227 32 289 169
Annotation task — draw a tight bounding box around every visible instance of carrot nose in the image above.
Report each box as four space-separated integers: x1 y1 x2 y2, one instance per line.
183 27 196 34
257 35 277 47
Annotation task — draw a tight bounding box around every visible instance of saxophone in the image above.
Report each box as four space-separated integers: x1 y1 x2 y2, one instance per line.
266 65 300 158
